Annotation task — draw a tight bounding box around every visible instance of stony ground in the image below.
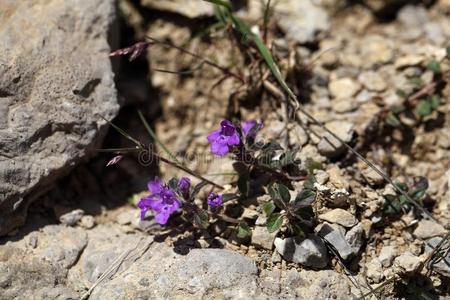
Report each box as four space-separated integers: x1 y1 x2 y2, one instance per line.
1 0 449 299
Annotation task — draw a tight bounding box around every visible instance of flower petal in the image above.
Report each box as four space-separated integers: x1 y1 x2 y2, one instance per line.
148 178 163 194
211 141 229 156
207 129 221 142
227 132 240 145
154 212 170 225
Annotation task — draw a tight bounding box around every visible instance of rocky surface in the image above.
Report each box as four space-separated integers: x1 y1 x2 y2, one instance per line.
274 235 328 268
0 0 119 236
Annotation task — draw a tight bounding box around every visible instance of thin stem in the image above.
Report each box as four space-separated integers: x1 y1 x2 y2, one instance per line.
145 36 246 84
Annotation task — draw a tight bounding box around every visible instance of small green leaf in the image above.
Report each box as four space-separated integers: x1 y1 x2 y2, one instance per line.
427 60 441 74
222 193 238 202
190 181 208 200
266 213 283 233
446 46 450 59
429 95 440 109
386 111 401 127
416 100 432 116
291 189 316 211
304 175 316 190
305 158 323 174
193 209 209 229
277 184 291 203
262 141 283 152
262 201 276 216
396 89 407 98
237 222 251 238
409 77 423 87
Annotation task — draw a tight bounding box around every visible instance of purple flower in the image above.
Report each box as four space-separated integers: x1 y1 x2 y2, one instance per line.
137 178 181 225
242 120 263 138
207 120 240 156
178 177 191 199
207 193 223 207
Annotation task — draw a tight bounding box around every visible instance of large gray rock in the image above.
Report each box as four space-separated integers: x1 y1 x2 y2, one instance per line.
89 243 259 299
0 0 119 236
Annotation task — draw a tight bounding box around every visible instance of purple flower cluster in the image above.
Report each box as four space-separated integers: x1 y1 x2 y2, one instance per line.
207 119 263 156
138 178 182 225
207 120 240 156
207 193 223 207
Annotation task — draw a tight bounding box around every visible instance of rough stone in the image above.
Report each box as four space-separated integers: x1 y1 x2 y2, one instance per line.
316 223 355 260
424 237 450 277
393 252 423 275
319 209 358 228
252 226 277 250
358 71 387 92
0 0 119 236
378 245 397 267
317 121 354 158
362 165 385 186
359 35 393 68
366 258 384 283
275 0 329 43
141 0 214 18
59 209 85 226
413 219 447 239
274 235 328 268
345 223 364 254
79 215 95 229
329 77 361 99
90 243 259 299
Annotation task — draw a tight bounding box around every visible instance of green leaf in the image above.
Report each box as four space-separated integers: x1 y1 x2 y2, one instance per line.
291 189 316 211
190 181 208 200
277 184 291 203
237 222 251 238
193 209 209 229
427 60 441 74
266 213 283 233
304 175 316 190
446 46 450 59
291 223 307 237
409 77 423 87
262 141 283 152
416 100 432 116
262 201 276 216
386 111 401 127
222 193 238 202
203 0 232 10
429 94 440 109
305 158 323 174
396 89 407 98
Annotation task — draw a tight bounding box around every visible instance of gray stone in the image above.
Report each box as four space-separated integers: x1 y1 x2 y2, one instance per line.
252 226 277 250
413 219 447 240
318 209 358 228
345 223 364 254
366 258 384 283
316 223 355 260
362 165 385 186
275 0 329 43
59 209 84 226
0 0 119 236
0 245 79 299
424 237 450 277
141 0 214 18
378 245 397 267
274 235 328 268
393 252 423 275
318 121 354 158
89 243 259 299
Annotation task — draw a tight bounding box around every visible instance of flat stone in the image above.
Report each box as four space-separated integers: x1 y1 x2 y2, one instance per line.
393 252 423 275
252 226 277 250
359 35 393 68
275 0 329 43
362 165 385 186
274 235 328 268
318 209 358 228
358 71 387 92
345 223 364 254
140 0 214 18
366 258 384 283
316 223 355 260
317 121 354 158
59 209 85 226
424 237 450 277
413 220 447 239
378 245 397 267
329 78 361 99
